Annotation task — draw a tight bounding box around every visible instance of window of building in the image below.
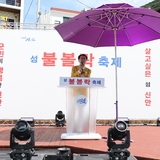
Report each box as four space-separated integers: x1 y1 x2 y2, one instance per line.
6 0 15 5
63 17 70 22
7 18 14 29
55 20 60 25
16 0 21 6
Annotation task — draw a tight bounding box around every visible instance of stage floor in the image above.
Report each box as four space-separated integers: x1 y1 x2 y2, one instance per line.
0 125 159 160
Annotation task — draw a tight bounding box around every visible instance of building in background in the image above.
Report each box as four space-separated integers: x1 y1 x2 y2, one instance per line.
0 0 24 28
40 7 80 28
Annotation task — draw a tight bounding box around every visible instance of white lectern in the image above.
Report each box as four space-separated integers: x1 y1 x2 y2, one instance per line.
59 77 105 140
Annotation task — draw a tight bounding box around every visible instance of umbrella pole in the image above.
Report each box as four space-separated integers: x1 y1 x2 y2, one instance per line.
114 29 118 121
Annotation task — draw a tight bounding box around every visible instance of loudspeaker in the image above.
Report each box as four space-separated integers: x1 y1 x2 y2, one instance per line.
43 148 71 160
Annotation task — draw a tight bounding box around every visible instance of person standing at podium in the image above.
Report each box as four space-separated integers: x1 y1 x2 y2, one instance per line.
71 54 91 133
71 54 92 97
71 54 91 77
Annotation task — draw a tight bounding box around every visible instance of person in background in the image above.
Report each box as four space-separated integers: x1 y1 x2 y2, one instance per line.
71 54 91 77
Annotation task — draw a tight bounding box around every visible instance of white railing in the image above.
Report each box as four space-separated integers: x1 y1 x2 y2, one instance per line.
0 119 157 126
0 22 57 30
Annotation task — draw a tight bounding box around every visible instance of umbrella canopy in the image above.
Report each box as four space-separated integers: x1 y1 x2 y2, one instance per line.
97 3 133 9
55 3 160 47
55 3 160 120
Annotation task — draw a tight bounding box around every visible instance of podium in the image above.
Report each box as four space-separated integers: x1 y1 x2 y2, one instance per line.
59 77 105 140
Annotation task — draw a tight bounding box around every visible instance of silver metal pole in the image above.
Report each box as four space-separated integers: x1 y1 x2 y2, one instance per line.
36 0 40 28
114 28 118 121
113 11 118 121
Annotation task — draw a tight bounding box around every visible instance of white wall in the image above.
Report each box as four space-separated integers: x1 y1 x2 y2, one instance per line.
41 9 79 25
0 29 159 119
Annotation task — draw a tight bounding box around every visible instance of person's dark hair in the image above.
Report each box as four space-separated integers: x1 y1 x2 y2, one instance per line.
78 54 88 60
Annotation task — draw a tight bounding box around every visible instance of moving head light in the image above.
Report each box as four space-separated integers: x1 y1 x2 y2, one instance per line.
107 121 130 160
9 120 35 160
107 120 130 149
55 110 65 127
13 120 32 141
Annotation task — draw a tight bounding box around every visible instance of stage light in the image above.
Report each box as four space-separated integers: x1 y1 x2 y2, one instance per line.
108 149 130 160
43 147 71 160
11 120 32 141
55 111 65 127
107 121 130 160
9 120 35 160
107 120 130 149
157 117 160 126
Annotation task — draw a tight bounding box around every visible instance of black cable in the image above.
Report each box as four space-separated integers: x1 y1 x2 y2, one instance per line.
76 0 92 9
24 0 34 22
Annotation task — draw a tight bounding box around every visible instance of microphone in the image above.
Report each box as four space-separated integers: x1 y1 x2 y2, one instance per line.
80 62 84 66
80 62 85 74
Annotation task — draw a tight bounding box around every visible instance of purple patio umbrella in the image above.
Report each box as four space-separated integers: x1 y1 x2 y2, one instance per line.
55 3 160 121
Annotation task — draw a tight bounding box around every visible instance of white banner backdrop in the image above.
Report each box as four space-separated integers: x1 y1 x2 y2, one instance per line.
0 29 159 119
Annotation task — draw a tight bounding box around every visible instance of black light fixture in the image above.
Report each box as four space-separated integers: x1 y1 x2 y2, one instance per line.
157 117 160 126
55 111 65 127
9 120 35 160
43 147 71 160
107 121 130 160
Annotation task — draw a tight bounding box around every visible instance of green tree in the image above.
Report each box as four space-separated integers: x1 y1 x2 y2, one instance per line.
141 0 160 11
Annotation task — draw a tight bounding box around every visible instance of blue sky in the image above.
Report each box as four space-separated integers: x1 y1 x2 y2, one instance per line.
24 0 154 23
